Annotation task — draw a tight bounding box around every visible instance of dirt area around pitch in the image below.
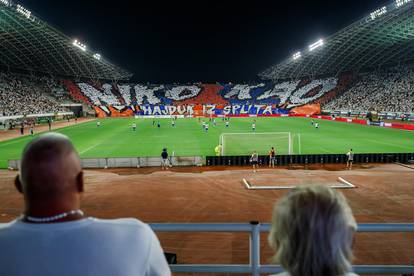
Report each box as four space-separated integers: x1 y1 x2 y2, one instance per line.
0 163 413 273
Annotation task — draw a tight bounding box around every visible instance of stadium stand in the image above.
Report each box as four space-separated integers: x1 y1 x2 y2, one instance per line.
0 67 412 117
324 66 414 113
70 77 346 107
175 84 228 105
0 72 71 116
62 80 93 106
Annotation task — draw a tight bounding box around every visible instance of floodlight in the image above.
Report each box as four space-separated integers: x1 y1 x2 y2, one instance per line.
370 6 387 20
396 0 412 7
93 53 101 60
16 4 32 19
72 39 87 51
0 0 9 6
309 39 324 52
293 51 301 60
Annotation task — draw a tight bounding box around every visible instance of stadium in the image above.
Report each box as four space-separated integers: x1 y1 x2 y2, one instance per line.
0 0 413 275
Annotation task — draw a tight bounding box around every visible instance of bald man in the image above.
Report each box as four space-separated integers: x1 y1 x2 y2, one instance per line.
0 133 171 276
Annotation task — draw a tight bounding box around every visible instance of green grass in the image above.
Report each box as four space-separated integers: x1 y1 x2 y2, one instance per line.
1 117 414 168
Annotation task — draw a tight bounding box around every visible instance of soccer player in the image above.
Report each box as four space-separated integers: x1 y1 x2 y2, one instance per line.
157 121 161 129
250 151 259 173
268 147 276 168
252 122 256 132
132 123 137 131
311 119 314 126
202 121 206 131
225 121 229 128
29 126 34 136
205 123 209 132
213 118 216 126
161 148 169 170
97 121 101 127
315 122 319 129
346 149 354 170
171 120 175 127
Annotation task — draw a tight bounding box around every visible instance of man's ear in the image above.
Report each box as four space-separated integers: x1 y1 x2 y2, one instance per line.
14 175 23 194
76 171 84 193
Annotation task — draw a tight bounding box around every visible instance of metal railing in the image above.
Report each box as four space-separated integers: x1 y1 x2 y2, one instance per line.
149 222 414 275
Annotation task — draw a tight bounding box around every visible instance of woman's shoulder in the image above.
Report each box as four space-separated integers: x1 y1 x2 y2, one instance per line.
269 273 358 276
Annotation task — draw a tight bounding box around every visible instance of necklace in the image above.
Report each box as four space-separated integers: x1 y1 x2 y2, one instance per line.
24 210 84 223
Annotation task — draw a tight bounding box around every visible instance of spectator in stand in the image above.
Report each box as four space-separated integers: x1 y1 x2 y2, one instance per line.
0 133 171 276
268 185 357 276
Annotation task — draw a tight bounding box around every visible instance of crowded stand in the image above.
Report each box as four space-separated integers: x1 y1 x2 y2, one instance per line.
77 83 121 106
71 77 344 108
0 72 72 116
324 66 414 113
2 66 414 117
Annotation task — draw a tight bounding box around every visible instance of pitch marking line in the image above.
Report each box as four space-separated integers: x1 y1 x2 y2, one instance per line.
394 162 414 170
79 142 103 154
243 177 356 190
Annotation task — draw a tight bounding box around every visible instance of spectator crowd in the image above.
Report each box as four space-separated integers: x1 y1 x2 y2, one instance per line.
324 65 414 113
1 65 414 117
0 72 73 116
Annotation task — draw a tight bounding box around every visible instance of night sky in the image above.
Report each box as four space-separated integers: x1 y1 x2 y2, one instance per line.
19 0 387 83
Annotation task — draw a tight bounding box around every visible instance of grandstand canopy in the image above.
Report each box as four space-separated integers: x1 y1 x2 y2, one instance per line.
0 1 132 80
260 0 414 81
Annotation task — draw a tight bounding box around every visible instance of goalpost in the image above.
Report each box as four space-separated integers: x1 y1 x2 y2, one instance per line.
219 132 293 156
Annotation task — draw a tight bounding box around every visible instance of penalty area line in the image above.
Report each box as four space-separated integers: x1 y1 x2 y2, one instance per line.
243 177 356 190
336 177 356 188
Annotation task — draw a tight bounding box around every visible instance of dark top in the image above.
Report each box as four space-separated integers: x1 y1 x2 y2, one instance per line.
161 151 168 159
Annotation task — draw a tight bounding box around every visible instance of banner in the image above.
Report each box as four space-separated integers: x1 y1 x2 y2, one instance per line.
290 104 321 115
95 104 290 117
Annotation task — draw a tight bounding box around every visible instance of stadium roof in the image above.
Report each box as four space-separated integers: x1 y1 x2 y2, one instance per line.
259 0 414 81
0 1 132 80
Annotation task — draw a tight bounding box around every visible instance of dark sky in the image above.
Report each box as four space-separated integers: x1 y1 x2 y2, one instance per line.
19 0 387 83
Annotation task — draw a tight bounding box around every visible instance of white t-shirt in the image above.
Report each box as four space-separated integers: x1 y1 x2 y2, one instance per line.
0 217 171 276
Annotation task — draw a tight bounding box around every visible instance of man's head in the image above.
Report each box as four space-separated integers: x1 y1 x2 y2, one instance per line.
15 133 83 212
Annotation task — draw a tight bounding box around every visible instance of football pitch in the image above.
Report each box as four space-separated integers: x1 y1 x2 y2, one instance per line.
0 117 414 168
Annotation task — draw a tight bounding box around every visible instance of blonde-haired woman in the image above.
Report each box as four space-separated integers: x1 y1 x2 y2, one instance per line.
268 185 358 276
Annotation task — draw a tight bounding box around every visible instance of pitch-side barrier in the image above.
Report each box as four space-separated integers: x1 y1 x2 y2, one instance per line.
8 156 204 169
206 153 414 166
150 222 414 275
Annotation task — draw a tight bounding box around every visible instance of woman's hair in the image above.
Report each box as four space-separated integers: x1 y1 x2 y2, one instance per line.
268 185 357 276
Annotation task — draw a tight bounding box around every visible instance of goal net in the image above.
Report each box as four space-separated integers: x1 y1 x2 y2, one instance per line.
219 132 293 156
